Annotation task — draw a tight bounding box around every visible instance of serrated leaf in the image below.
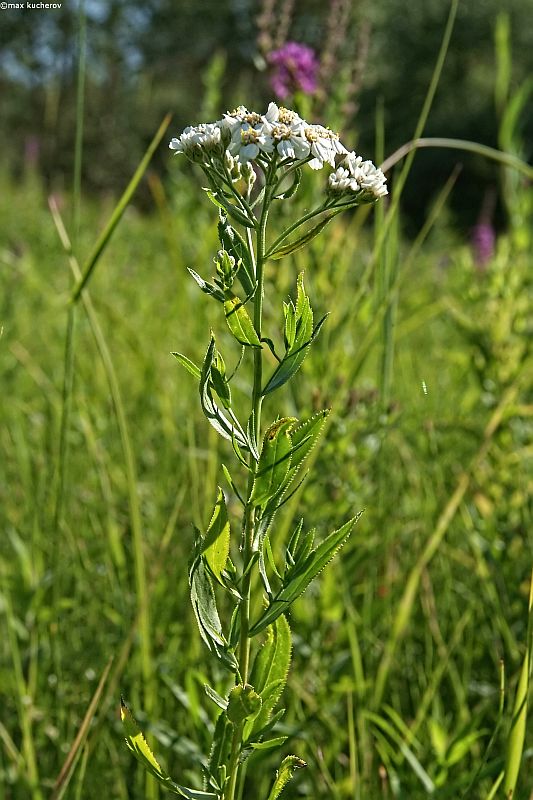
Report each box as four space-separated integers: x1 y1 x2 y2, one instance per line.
218 212 256 296
207 712 232 790
224 294 262 348
263 314 327 395
287 410 330 478
187 268 225 302
202 488 231 583
227 684 262 724
269 213 335 259
249 736 288 751
249 515 361 636
255 412 329 552
263 276 327 396
200 336 248 449
120 700 217 799
266 755 307 800
172 352 201 380
250 614 292 695
286 529 315 578
189 555 238 671
250 419 297 507
246 615 292 739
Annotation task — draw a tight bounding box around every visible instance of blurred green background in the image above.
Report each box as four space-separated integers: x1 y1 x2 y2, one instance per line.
0 1 532 799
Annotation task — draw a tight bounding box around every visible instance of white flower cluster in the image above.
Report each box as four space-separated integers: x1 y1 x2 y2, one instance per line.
169 102 387 199
170 102 347 170
328 152 388 199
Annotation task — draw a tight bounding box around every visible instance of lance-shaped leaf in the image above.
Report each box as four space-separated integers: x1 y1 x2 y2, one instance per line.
245 614 292 739
224 294 262 348
200 336 248 449
189 553 238 671
172 352 201 381
282 409 330 492
249 736 288 751
207 712 233 791
202 488 231 583
250 418 297 507
218 212 256 297
252 411 330 555
120 700 217 799
249 515 361 636
263 275 327 395
268 212 335 260
187 268 225 302
266 755 307 800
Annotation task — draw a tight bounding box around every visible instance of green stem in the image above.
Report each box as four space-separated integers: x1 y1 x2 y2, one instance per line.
225 163 272 800
265 201 328 257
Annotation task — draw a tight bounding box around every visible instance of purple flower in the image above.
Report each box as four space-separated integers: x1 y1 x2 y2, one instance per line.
268 42 319 100
471 222 495 267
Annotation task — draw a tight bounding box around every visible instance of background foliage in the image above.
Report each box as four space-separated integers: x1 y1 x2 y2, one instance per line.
1 0 533 225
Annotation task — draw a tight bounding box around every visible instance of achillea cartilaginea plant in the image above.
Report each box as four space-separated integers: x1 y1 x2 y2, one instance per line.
121 102 387 800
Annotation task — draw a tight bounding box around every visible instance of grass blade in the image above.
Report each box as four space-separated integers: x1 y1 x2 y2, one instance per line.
70 113 171 302
51 658 113 800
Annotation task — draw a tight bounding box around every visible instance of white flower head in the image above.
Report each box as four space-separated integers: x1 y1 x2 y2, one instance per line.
328 151 388 199
262 102 309 161
303 124 348 170
228 122 273 163
219 105 274 164
169 122 224 162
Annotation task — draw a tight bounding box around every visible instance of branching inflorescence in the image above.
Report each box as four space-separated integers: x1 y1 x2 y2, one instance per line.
121 102 387 800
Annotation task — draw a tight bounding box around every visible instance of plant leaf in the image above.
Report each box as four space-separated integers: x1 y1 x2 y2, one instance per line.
204 684 228 711
249 736 288 751
202 488 231 583
274 167 301 201
269 213 335 259
266 755 307 800
287 410 330 478
120 699 217 799
199 336 248 449
189 554 238 671
187 268 225 302
207 712 233 792
250 418 297 507
204 188 255 228
172 352 201 381
218 212 256 296
249 515 361 636
263 276 327 395
246 614 292 738
263 315 327 395
224 294 262 348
